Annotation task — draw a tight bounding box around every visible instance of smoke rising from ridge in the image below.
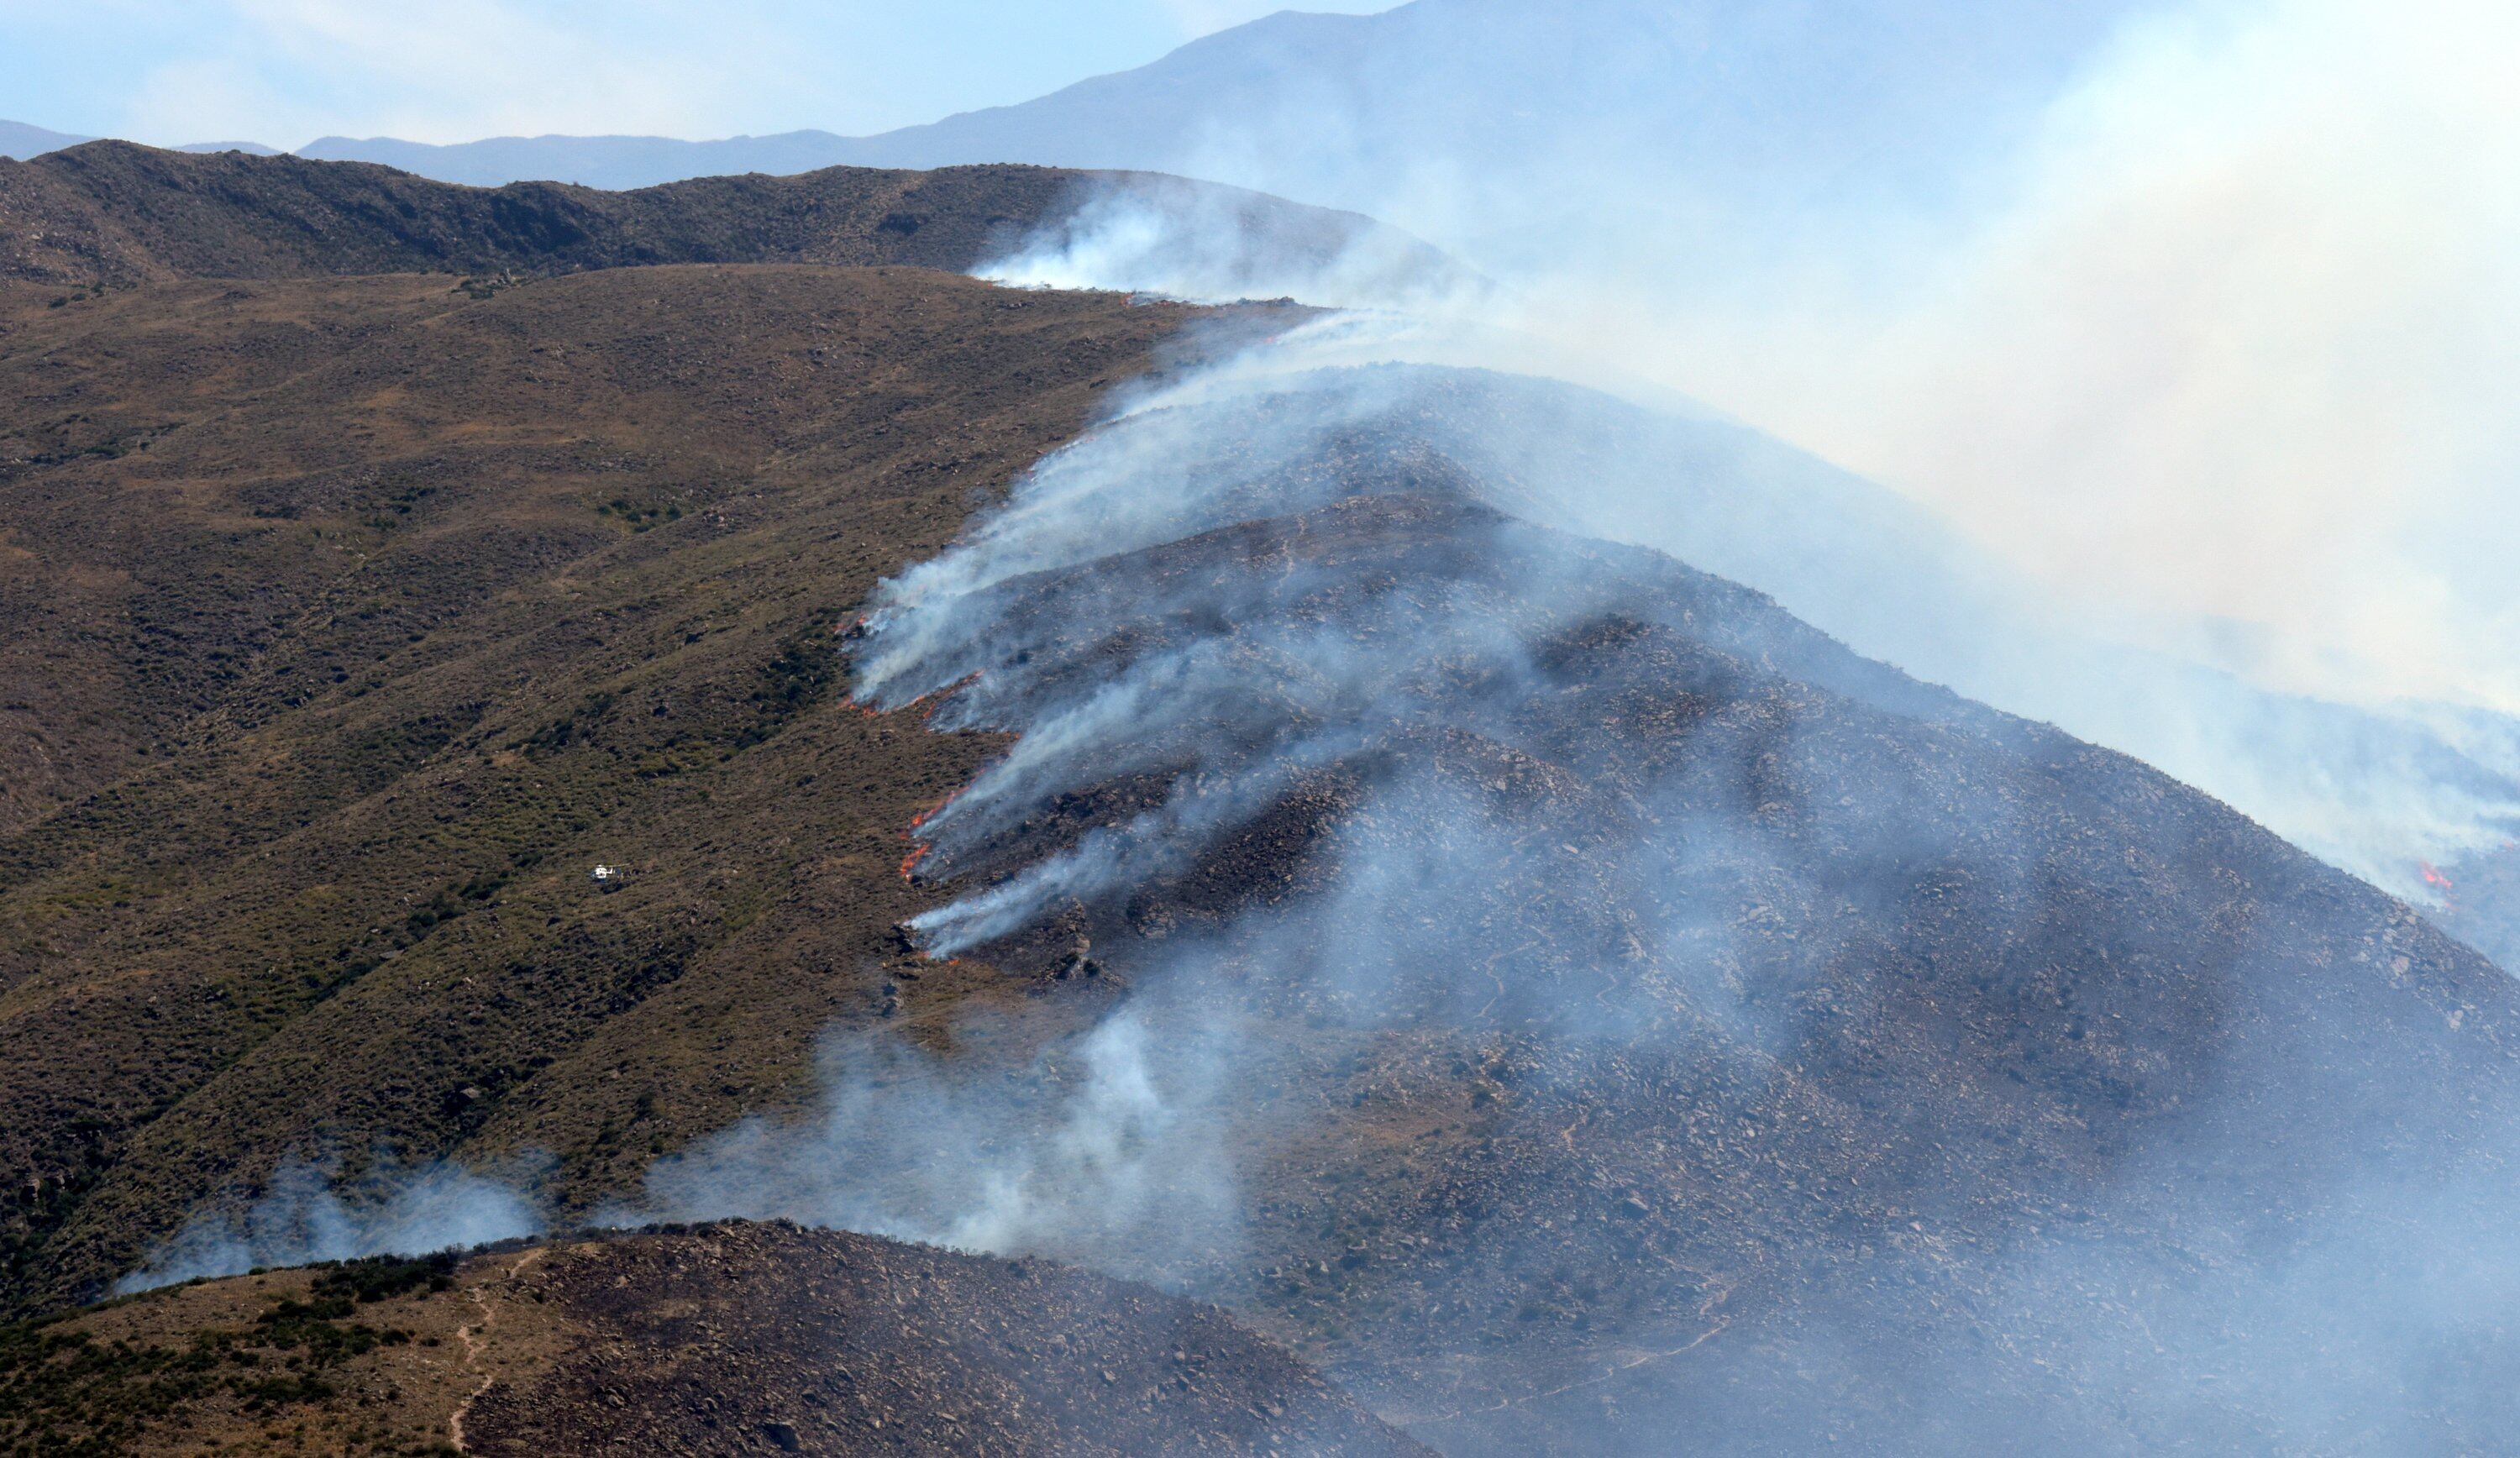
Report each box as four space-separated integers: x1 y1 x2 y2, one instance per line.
961 0 2520 929
113 232 2520 1455
115 1156 543 1294
813 310 2520 1448
628 1009 1243 1279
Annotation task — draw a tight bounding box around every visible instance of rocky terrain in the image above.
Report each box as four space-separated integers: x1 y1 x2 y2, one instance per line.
0 1220 1422 1455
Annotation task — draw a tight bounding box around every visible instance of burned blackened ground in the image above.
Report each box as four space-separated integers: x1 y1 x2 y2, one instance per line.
463 1222 1427 1457
846 374 2520 1452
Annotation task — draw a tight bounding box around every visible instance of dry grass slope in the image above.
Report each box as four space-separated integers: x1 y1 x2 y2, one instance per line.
0 264 1276 1314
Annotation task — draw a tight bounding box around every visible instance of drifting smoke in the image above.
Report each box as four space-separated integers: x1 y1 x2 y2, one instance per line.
867 296 2520 917
115 1156 543 1294
980 174 1484 312
623 1008 1242 1284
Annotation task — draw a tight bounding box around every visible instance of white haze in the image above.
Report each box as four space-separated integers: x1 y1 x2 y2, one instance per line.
1121 0 2520 720
1566 0 2520 714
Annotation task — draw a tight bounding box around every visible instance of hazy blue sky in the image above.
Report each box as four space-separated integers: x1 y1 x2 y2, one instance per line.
0 0 1397 146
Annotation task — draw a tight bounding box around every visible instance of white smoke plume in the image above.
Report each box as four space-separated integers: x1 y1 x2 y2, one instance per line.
818 299 2520 1450
624 1009 1242 1284
114 1156 543 1294
949 0 2520 924
980 174 1487 312
106 13 2520 1450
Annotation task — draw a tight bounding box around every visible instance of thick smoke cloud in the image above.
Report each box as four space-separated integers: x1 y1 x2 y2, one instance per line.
867 298 2520 923
1120 0 2520 723
979 0 2520 918
983 123 2520 936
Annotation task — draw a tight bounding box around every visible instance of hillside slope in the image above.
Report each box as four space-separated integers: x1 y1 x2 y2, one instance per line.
0 140 1438 291
0 265 1270 1313
0 1221 1425 1455
4 172 2516 1453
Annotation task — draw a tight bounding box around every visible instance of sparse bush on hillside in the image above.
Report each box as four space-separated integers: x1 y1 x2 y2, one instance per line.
0 1270 421 1451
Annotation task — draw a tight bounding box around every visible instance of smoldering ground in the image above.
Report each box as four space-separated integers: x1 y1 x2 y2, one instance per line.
628 1004 1248 1288
864 328 2520 921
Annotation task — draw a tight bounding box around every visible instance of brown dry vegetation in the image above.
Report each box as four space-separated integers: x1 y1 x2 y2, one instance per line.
0 263 1270 1313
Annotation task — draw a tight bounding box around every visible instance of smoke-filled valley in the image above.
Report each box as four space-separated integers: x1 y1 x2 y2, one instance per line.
5 3 2519 1454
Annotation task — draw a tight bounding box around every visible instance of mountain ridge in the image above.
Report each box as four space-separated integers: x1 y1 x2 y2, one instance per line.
0 139 1446 294
0 118 281 160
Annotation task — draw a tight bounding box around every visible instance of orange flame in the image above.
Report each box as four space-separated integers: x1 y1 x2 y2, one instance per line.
907 788 961 832
2420 861 2457 904
897 789 963 881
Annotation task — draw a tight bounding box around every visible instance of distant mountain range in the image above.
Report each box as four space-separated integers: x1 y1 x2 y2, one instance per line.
0 118 276 160
3 0 2149 249
0 119 88 159
0 8 1394 183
